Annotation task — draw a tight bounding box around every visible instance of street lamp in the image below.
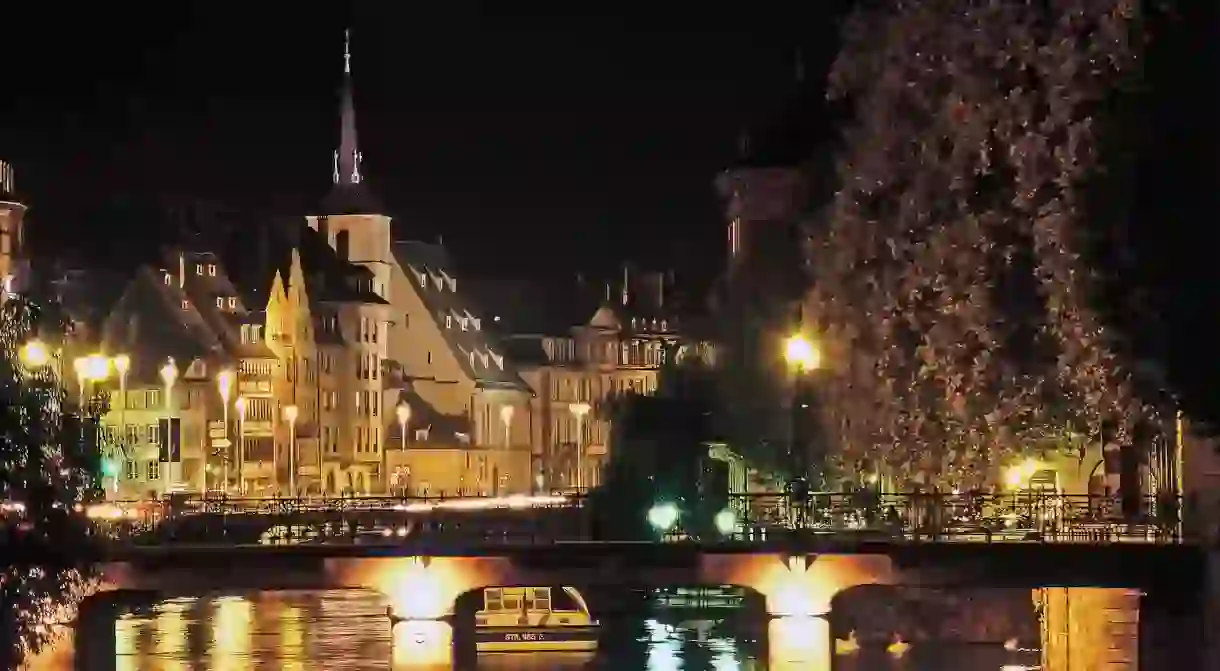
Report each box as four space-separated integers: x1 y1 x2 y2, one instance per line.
570 402 591 491
19 339 49 369
783 332 821 511
396 403 411 451
783 334 821 373
500 405 514 447
284 404 299 497
160 357 178 488
217 369 234 494
234 396 246 495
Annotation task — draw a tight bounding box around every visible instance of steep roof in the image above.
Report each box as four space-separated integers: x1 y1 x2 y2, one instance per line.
393 241 527 391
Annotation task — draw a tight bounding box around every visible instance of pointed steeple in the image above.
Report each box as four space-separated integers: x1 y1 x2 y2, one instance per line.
333 29 362 186
319 28 382 215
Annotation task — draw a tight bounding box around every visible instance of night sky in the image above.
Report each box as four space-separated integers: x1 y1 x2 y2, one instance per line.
1 3 847 283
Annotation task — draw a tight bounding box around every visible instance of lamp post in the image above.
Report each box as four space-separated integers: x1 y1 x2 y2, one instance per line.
160 358 179 489
500 405 514 448
783 332 821 498
235 396 246 495
284 404 299 497
217 369 234 494
396 403 411 452
113 354 130 497
570 402 591 491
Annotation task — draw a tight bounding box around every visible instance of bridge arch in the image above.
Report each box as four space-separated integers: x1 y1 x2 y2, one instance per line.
92 551 900 625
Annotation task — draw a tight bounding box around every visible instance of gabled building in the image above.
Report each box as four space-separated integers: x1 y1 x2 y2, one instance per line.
97 248 280 496
472 269 714 490
299 31 533 496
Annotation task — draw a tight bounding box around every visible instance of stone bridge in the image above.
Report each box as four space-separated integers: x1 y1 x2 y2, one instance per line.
78 542 1216 670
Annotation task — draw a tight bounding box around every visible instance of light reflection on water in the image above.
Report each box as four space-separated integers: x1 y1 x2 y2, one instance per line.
56 590 1030 670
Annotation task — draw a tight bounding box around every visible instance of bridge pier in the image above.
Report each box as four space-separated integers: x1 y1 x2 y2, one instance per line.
73 597 119 671
1038 587 1140 670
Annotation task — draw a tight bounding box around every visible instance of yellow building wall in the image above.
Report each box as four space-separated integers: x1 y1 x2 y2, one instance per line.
385 446 532 497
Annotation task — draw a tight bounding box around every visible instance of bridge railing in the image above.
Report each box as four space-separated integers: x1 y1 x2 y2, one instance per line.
733 491 1181 543
86 490 1186 548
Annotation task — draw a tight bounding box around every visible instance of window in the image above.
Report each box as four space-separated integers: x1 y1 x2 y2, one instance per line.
216 297 224 308
181 300 189 310
146 461 160 480
164 273 172 285
355 392 363 412
125 425 140 445
336 230 350 261
445 315 452 329
147 424 160 445
485 589 503 612
228 297 236 309
207 264 217 276
372 427 380 452
124 460 137 480
195 264 203 275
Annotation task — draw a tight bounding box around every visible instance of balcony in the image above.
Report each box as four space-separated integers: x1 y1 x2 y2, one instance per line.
238 379 273 397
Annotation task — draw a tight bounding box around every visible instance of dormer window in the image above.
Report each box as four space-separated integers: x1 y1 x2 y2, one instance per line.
207 264 217 277
215 297 224 308
252 325 262 342
228 297 237 309
459 316 468 331
181 300 189 310
472 318 481 331
445 315 452 329
163 273 172 286
489 350 504 370
195 264 203 275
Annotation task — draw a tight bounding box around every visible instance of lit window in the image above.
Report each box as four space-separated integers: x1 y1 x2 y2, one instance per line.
181 300 189 310
196 264 203 275
215 297 224 308
228 297 236 309
207 264 217 276
164 273 172 285
445 315 452 329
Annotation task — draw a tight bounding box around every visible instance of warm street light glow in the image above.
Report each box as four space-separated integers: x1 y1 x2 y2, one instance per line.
784 334 821 373
396 402 411 426
235 396 246 421
217 369 234 403
113 354 130 377
569 402 591 418
19 340 49 368
160 358 178 387
1004 458 1043 490
283 404 298 424
500 405 515 425
82 353 111 382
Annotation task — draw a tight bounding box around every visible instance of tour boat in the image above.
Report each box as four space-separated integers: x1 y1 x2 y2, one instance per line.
473 586 599 653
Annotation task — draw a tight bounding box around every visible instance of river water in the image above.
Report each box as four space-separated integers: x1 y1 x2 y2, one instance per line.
40 590 1038 670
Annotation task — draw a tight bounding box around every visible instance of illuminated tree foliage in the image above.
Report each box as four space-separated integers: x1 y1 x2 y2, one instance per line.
0 298 101 666
811 0 1157 487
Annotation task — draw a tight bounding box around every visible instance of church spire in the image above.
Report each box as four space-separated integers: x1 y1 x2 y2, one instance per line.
333 29 362 186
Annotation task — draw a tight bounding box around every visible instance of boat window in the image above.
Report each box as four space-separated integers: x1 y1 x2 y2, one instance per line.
501 588 522 612
485 588 503 612
530 588 551 612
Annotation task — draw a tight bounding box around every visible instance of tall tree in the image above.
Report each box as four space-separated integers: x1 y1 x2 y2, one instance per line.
0 298 101 666
810 0 1159 487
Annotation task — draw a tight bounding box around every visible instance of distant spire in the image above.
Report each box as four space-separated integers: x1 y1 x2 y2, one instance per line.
333 29 363 186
